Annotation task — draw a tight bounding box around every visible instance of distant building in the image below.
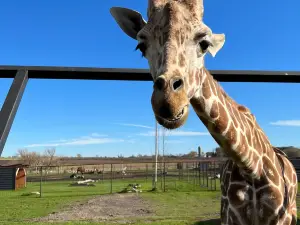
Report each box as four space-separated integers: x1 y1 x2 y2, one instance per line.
206 152 216 158
215 147 228 158
0 161 28 190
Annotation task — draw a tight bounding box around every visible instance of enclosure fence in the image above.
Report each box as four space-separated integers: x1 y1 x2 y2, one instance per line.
23 159 226 197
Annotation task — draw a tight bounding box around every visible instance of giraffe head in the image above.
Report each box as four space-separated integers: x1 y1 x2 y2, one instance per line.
110 0 225 129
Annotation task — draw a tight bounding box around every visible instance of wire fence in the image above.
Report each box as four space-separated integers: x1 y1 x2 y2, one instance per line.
25 159 226 197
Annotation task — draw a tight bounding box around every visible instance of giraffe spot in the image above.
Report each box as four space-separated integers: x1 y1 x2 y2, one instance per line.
170 12 179 24
180 32 185 45
202 77 212 99
256 201 279 224
209 101 218 119
281 157 297 183
282 216 292 225
258 206 264 218
162 51 167 65
231 114 239 129
157 55 162 67
163 31 169 44
195 71 200 86
221 172 231 194
179 53 185 67
189 72 194 86
173 69 181 76
238 134 248 154
220 198 229 224
159 35 163 46
292 172 297 183
197 97 206 113
215 108 232 136
228 208 241 225
245 206 252 221
227 160 235 171
256 186 283 210
262 156 280 186
231 164 247 182
232 106 242 126
187 25 191 33
174 30 180 46
251 131 260 150
268 216 281 225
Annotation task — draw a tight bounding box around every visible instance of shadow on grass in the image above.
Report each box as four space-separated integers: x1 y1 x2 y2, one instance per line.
194 219 220 225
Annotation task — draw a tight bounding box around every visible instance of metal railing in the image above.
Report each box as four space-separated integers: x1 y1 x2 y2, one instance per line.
1 65 300 156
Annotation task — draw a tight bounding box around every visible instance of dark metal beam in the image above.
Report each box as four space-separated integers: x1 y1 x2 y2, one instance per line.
0 65 300 82
0 70 28 156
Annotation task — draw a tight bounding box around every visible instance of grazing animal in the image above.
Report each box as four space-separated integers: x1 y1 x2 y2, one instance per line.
110 0 298 224
77 166 85 174
70 173 85 179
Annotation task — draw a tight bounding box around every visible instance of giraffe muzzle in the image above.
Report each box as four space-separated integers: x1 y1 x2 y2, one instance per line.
151 75 189 129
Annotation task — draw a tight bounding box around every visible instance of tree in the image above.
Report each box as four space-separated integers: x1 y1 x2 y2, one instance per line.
16 149 42 173
186 151 198 158
43 148 57 168
16 149 41 166
76 154 82 158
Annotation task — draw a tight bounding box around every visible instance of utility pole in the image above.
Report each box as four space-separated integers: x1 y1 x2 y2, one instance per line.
153 121 159 190
162 128 165 162
162 128 166 192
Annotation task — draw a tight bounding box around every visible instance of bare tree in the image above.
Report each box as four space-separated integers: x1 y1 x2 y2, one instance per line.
43 148 56 167
16 149 42 173
17 149 40 166
42 148 60 174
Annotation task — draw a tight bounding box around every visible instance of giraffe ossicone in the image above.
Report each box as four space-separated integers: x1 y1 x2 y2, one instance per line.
110 1 298 224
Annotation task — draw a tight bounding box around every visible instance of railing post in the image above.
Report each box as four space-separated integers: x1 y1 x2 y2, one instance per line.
110 164 113 194
0 70 28 156
40 166 43 198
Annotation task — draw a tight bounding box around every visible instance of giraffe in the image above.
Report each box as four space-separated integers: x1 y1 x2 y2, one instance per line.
110 0 298 224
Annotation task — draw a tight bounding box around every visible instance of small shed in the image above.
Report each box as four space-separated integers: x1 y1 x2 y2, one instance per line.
0 161 29 190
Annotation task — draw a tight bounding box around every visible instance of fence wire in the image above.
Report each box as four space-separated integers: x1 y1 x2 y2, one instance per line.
24 160 225 197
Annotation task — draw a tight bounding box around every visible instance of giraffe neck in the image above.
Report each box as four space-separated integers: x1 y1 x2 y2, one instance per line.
190 67 274 178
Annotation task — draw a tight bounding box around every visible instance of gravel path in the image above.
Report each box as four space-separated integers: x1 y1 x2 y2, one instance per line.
33 193 154 223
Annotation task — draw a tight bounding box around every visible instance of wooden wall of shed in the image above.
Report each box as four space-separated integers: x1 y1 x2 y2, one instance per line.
0 168 15 190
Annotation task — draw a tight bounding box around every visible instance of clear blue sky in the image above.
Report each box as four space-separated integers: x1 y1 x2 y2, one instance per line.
0 0 300 157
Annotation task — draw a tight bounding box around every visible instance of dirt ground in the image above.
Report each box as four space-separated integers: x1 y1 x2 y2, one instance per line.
34 193 154 223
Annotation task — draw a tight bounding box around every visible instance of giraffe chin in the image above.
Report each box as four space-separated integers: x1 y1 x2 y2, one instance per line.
155 106 189 130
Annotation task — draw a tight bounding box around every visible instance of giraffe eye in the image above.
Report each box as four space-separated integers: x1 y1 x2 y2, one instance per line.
135 43 147 57
199 40 211 52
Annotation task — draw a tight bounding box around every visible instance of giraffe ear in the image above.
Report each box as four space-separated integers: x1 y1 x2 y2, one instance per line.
208 33 225 57
110 7 147 40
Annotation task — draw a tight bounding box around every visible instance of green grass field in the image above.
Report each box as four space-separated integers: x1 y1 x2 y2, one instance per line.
0 178 299 225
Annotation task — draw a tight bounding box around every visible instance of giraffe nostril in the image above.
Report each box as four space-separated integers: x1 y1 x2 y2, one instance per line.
154 77 166 90
171 77 184 91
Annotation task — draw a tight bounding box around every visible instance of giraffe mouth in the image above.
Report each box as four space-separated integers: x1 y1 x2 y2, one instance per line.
155 105 189 129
